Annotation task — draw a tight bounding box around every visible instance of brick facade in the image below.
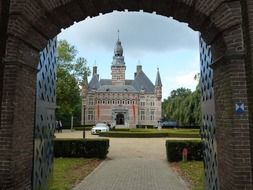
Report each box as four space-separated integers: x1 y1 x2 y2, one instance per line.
82 39 162 128
1 0 253 189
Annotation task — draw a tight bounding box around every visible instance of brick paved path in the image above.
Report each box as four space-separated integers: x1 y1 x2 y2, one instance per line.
73 158 188 190
56 131 191 190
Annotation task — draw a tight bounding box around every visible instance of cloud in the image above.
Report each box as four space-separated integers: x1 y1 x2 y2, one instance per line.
175 72 198 89
59 11 199 58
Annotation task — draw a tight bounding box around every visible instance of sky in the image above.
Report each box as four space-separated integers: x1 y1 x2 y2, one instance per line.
58 11 200 99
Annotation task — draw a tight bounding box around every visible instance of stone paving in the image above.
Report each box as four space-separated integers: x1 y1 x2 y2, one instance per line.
55 130 192 190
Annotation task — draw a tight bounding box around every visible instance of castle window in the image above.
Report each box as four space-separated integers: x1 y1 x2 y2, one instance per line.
89 99 94 105
150 110 155 121
88 109 94 121
122 100 125 104
117 100 120 104
127 100 130 104
112 100 115 104
140 100 145 106
140 110 145 120
150 101 155 106
102 100 105 104
107 100 110 104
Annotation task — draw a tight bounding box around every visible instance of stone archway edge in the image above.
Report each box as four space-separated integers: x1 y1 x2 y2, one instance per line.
1 1 253 190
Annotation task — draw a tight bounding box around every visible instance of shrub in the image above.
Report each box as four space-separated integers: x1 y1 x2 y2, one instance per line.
54 139 109 159
136 125 155 129
73 126 93 131
99 129 200 138
166 140 203 162
99 131 168 138
111 128 130 132
60 125 93 130
167 133 200 138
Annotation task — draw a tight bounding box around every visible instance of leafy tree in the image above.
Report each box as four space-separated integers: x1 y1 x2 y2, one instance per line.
162 76 201 126
56 40 90 126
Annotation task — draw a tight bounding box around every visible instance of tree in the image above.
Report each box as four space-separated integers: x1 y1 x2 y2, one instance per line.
56 40 90 126
162 77 201 126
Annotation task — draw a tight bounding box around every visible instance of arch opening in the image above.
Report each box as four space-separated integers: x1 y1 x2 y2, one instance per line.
1 1 252 190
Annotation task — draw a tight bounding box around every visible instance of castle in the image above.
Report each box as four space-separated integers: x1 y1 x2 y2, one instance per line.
81 37 162 128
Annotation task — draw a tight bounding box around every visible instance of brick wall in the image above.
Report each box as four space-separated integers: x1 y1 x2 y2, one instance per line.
1 0 253 189
242 0 253 187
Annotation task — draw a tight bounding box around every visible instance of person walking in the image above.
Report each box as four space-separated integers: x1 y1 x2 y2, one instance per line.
59 120 63 133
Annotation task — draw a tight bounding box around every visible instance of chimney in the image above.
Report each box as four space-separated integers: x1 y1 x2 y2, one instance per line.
93 66 97 76
137 65 142 74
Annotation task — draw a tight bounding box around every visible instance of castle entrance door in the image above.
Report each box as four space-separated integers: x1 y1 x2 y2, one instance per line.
116 113 125 125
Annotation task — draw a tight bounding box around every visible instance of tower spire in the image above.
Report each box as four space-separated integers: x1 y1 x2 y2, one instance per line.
155 67 162 86
117 29 120 41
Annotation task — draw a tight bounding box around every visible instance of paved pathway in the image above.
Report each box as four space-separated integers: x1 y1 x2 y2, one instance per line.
56 130 192 190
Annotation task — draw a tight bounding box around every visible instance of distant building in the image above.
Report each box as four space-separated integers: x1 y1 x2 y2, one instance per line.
81 37 162 128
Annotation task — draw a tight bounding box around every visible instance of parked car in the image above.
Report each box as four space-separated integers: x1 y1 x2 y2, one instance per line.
91 123 110 135
161 120 178 128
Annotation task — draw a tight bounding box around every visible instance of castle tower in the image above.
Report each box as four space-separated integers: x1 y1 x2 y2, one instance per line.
81 72 88 125
155 68 162 100
111 33 126 86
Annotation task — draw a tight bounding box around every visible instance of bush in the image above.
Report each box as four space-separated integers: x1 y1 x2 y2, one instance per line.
54 139 109 159
98 129 200 138
136 125 155 129
74 125 93 131
111 128 130 132
99 131 168 138
166 140 203 162
167 133 200 138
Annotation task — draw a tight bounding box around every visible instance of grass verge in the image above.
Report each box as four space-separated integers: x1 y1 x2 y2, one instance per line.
171 161 204 190
48 158 102 190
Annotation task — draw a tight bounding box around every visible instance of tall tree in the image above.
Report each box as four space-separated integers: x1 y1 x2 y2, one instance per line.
162 78 201 126
56 40 90 126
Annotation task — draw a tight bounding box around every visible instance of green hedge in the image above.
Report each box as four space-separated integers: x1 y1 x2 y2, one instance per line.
99 129 200 138
54 139 109 159
136 125 155 129
167 133 200 138
166 140 203 162
61 125 93 130
99 131 168 138
111 128 130 132
74 126 93 131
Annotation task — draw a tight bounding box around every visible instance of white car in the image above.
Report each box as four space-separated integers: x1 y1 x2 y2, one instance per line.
91 123 110 135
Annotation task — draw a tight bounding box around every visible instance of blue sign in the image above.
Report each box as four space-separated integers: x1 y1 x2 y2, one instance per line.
235 103 245 114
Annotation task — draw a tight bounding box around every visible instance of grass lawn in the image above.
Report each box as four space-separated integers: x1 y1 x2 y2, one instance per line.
171 161 204 190
48 158 102 190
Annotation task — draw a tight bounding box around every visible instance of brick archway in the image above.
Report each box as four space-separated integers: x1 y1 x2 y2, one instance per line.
1 1 253 189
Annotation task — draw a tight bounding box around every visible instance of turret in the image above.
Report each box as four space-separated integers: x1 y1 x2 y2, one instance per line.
111 31 126 86
81 75 88 125
155 68 162 100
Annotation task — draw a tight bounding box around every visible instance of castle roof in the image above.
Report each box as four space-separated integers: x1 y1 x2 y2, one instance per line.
88 70 155 94
88 74 100 90
155 68 162 86
131 70 155 94
97 85 138 93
